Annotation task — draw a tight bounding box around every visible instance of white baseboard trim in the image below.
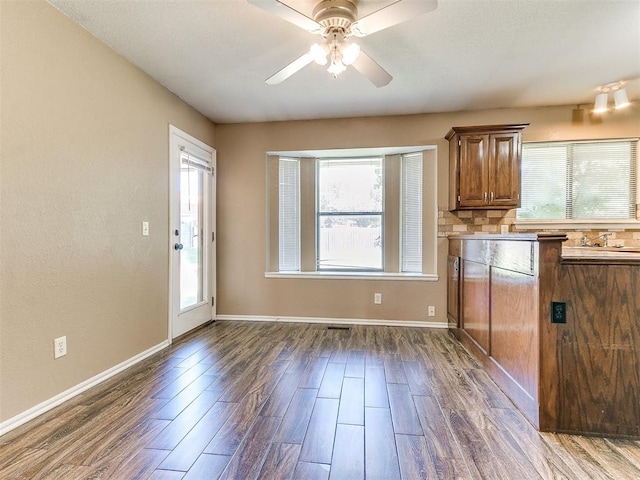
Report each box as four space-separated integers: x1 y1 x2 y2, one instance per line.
215 314 447 329
0 340 170 438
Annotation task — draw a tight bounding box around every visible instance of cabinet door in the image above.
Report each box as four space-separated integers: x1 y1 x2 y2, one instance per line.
489 132 520 207
447 255 460 327
461 259 490 353
458 134 489 207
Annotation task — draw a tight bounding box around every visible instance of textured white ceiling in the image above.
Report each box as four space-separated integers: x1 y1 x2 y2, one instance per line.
47 0 640 124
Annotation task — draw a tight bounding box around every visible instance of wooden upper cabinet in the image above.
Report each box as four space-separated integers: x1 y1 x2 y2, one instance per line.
446 124 528 210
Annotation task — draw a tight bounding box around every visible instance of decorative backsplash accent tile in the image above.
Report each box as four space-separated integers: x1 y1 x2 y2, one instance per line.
437 208 513 237
438 207 640 247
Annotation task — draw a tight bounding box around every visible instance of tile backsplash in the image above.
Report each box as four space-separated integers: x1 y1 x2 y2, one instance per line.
438 207 640 247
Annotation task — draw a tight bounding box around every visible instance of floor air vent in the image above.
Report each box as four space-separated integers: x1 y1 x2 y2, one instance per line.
327 326 351 331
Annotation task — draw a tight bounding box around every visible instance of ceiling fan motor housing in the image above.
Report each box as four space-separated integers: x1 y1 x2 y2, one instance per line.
312 0 358 31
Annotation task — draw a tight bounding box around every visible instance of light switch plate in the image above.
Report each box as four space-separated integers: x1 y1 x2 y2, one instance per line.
142 221 149 236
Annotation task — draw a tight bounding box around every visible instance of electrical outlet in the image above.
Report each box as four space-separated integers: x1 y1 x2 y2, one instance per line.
551 302 566 324
374 293 382 304
428 306 436 317
54 336 67 359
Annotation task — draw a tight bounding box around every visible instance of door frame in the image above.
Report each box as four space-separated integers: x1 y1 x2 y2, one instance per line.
168 125 216 342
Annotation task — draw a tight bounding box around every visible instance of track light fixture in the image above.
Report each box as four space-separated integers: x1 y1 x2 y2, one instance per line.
593 93 608 113
593 81 631 113
614 88 630 109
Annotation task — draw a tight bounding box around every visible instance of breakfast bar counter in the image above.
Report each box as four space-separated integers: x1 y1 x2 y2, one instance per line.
448 233 640 438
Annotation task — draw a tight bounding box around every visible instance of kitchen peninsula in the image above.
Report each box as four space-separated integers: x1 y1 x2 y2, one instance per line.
448 233 640 437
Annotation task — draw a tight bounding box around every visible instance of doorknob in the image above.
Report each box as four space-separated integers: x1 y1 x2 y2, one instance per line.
174 243 184 250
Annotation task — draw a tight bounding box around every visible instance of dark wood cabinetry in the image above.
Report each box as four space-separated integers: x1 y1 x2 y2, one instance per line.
446 124 527 210
461 259 490 353
449 234 640 438
446 255 460 328
449 234 563 429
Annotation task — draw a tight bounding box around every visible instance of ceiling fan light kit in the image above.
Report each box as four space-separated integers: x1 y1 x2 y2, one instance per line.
248 0 438 87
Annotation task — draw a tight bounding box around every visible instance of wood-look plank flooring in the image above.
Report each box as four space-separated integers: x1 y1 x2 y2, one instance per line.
2 320 640 479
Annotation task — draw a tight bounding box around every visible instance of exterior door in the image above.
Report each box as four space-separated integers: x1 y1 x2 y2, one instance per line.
169 125 216 339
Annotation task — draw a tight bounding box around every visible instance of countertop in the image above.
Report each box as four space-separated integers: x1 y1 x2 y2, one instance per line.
448 233 567 242
562 246 640 265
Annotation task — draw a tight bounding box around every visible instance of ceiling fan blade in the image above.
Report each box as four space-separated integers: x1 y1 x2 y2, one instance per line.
266 53 314 85
351 0 438 37
352 51 392 88
247 0 322 33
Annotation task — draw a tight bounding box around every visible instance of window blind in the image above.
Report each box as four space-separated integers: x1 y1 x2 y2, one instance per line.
519 144 567 219
569 141 636 219
401 152 423 272
180 147 212 174
278 158 300 271
518 139 637 220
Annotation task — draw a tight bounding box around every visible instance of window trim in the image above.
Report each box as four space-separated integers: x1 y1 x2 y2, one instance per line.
266 146 438 280
265 271 438 281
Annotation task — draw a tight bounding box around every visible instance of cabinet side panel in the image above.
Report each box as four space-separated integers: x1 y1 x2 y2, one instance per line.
555 264 640 437
461 259 490 352
490 267 538 399
447 255 460 327
448 137 459 210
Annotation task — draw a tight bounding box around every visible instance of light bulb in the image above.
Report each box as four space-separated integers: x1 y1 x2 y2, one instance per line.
327 60 346 76
341 42 361 65
309 43 327 65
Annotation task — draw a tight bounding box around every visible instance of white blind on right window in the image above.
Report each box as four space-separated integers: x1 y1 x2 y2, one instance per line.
401 152 423 272
518 139 637 220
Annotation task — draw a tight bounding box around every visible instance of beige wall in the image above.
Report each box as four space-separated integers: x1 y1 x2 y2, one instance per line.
0 1 215 422
215 106 639 324
2 0 639 431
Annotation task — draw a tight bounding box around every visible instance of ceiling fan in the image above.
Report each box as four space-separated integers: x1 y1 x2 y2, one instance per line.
248 0 438 87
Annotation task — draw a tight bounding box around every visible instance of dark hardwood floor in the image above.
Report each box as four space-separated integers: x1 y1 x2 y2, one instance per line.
2 320 640 479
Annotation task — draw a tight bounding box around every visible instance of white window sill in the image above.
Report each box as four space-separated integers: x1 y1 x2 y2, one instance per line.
514 220 640 230
265 271 438 281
